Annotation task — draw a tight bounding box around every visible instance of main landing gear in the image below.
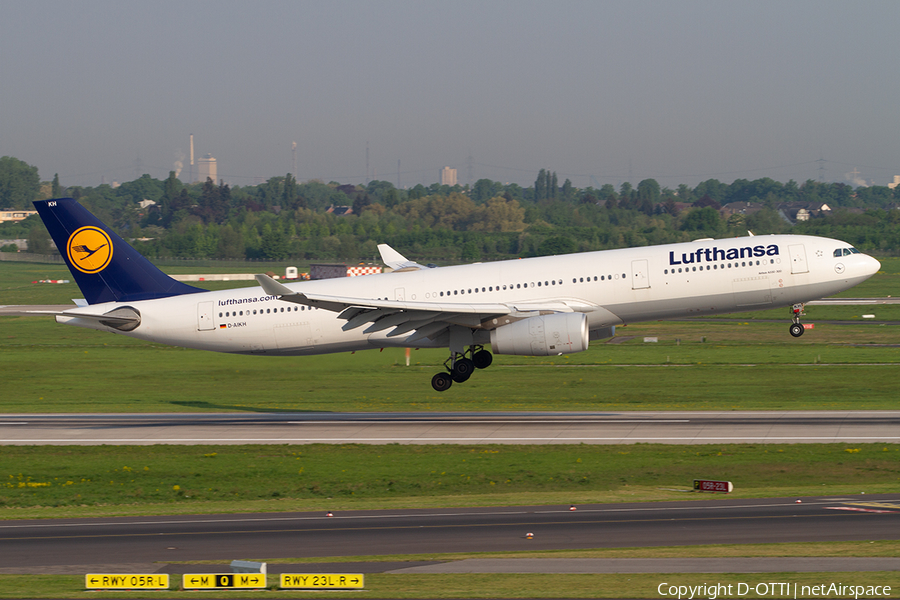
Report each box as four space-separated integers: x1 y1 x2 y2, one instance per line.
789 303 806 337
431 345 493 392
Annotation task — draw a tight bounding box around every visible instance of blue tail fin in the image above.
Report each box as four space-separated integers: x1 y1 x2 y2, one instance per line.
34 198 204 304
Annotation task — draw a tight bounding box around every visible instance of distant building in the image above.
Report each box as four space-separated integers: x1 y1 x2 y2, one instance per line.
889 175 900 190
779 202 831 223
0 209 38 223
440 167 457 186
198 154 217 183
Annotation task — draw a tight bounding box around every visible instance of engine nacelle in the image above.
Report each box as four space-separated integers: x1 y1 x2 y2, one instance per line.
490 312 589 356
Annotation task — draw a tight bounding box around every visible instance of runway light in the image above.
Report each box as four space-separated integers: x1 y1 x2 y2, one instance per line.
525 532 534 539
326 512 334 517
569 505 577 511
795 500 802 504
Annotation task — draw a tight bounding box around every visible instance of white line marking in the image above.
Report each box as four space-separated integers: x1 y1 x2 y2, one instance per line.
286 420 691 424
2 437 900 443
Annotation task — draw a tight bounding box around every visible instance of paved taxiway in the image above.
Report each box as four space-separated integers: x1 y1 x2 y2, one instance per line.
1 495 898 574
2 411 899 445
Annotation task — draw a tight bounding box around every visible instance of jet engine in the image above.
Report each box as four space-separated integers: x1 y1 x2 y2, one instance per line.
490 312 589 356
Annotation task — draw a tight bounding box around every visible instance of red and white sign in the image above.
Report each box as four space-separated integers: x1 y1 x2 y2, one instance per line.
693 479 733 493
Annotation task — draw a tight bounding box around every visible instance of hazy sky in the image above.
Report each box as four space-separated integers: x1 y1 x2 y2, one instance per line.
2 0 898 191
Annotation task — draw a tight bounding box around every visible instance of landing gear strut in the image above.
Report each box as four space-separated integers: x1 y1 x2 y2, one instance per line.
431 345 493 392
789 303 805 337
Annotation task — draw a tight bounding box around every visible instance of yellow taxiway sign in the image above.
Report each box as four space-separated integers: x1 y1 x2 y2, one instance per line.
280 573 364 589
85 574 169 589
182 573 266 589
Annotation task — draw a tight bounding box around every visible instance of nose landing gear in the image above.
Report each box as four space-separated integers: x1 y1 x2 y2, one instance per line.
789 303 806 337
431 345 494 391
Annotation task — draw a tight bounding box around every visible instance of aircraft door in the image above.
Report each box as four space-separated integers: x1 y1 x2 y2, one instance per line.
197 301 215 331
789 244 809 274
631 259 650 289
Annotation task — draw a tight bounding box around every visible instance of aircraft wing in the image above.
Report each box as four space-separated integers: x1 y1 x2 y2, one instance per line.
255 274 587 343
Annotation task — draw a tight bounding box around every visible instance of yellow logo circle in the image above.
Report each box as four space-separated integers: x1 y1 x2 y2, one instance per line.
66 227 113 274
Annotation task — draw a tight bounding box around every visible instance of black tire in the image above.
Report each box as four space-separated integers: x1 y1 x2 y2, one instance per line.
451 358 475 382
431 372 453 392
473 349 493 369
789 323 804 337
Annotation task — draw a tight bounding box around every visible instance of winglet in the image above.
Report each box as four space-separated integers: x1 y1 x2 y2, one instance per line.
377 244 429 271
255 274 297 297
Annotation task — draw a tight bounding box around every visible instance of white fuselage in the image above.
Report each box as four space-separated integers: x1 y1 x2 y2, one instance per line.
57 234 880 356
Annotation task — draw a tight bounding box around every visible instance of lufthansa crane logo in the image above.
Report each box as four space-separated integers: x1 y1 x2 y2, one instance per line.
67 227 113 274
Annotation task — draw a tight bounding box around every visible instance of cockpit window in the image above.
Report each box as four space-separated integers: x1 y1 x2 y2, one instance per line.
835 248 861 257
834 249 842 257
848 247 860 254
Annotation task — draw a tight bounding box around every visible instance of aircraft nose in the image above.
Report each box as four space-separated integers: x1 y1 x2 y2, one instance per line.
866 255 882 276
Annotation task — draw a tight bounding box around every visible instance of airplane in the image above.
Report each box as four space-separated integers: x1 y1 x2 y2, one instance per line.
32 197 881 392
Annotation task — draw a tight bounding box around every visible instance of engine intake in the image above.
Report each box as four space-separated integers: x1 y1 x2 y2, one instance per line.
490 313 589 356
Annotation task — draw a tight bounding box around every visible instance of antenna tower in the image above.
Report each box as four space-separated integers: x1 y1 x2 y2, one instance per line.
817 157 826 182
467 154 474 186
292 142 297 176
365 141 370 185
189 134 194 183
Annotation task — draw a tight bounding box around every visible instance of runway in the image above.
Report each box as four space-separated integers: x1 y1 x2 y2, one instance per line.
1 495 898 573
2 411 899 445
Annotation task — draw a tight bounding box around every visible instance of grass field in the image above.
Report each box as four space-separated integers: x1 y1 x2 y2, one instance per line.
3 313 899 412
2 443 897 518
0 569 897 599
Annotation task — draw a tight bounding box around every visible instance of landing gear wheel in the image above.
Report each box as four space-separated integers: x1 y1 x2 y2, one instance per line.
431 372 453 392
451 358 475 383
789 323 804 338
472 349 493 369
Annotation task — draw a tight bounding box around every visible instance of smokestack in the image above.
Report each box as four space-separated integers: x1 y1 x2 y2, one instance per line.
189 134 194 183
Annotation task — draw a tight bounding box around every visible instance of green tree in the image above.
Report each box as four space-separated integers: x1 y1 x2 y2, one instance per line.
534 169 547 202
460 240 481 262
51 173 61 198
0 156 40 208
681 206 723 232
27 223 52 254
259 222 290 259
537 234 576 256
